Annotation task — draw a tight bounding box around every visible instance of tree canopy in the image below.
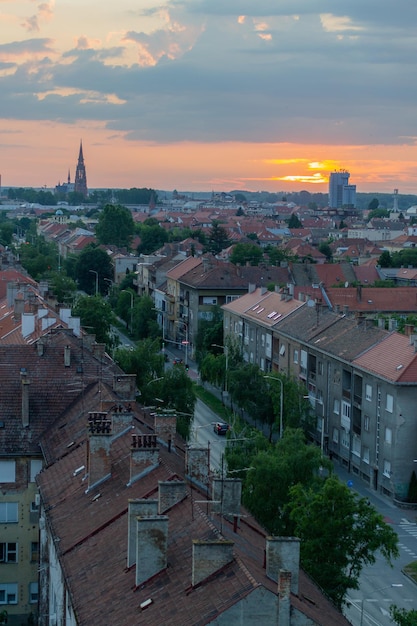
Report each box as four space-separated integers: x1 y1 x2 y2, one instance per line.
72 244 114 294
287 476 399 608
229 242 263 266
136 220 169 254
205 220 231 255
72 295 115 347
95 203 135 248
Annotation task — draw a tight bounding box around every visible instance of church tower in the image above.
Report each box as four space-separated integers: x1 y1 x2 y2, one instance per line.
74 140 88 197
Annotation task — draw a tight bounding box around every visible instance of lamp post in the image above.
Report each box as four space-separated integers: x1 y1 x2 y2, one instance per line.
89 269 98 296
122 289 134 334
264 375 283 439
175 320 189 367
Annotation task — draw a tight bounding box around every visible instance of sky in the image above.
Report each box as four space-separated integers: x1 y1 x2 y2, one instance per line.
1 1 417 195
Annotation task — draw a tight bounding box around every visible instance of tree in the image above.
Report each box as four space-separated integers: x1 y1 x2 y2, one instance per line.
378 250 392 268
368 197 380 211
287 476 399 608
147 367 196 439
137 221 169 254
95 204 135 248
48 271 77 304
205 221 230 255
74 244 114 294
115 338 164 392
72 295 115 347
390 606 417 626
132 294 160 340
318 242 333 261
230 242 263 266
241 429 326 535
287 214 302 229
407 470 417 503
194 306 224 366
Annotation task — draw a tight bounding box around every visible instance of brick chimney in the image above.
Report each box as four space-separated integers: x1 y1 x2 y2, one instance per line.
186 447 210 492
85 412 112 493
127 499 158 568
192 540 234 587
212 478 242 522
64 345 71 367
153 411 177 451
111 402 133 438
265 537 300 595
21 369 30 428
113 374 136 401
135 515 169 586
158 480 187 514
278 570 292 626
127 434 159 487
14 296 25 320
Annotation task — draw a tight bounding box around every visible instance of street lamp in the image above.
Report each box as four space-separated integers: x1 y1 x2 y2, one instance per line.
175 320 189 367
121 289 134 334
211 343 229 393
264 375 283 439
89 269 98 296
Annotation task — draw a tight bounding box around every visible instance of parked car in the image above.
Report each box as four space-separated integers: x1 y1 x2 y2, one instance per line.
213 422 229 436
173 357 183 366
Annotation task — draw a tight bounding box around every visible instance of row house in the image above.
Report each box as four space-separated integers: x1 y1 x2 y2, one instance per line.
223 291 417 502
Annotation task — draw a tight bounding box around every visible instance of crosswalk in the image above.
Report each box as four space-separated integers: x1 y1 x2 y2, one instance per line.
398 518 417 559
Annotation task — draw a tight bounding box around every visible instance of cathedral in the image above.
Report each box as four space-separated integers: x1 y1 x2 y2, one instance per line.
55 141 88 198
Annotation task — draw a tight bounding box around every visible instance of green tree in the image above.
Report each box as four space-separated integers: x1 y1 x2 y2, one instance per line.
368 197 380 211
287 476 399 608
195 306 224 366
72 295 115 347
115 338 164 392
230 242 263 266
287 214 302 229
96 203 135 248
146 367 196 439
407 471 417 503
319 242 333 261
390 606 417 626
0 221 13 246
206 220 230 255
137 221 169 254
48 271 77 304
132 294 160 340
265 245 296 266
368 208 390 220
74 244 114 294
242 429 326 535
378 250 392 267
18 236 58 279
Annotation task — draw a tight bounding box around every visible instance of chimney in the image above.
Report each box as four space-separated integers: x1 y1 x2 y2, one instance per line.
212 478 242 522
21 369 30 428
37 339 45 357
21 313 35 338
127 434 159 486
111 403 133 437
91 343 106 358
14 296 25 320
127 499 158 568
186 447 210 492
158 480 187 514
404 324 414 337
113 374 136 401
153 411 177 451
86 412 112 492
64 345 71 367
343 305 349 315
265 537 300 595
248 283 256 294
378 318 385 329
135 515 169 586
192 540 234 587
410 333 417 345
278 570 292 626
334 304 340 314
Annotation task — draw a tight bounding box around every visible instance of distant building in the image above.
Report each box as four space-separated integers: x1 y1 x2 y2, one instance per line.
55 169 75 196
329 171 356 209
74 141 88 198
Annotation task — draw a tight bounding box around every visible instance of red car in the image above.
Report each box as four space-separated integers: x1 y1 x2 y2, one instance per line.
213 422 229 436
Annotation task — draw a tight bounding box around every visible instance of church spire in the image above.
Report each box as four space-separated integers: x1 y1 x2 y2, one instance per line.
74 140 88 197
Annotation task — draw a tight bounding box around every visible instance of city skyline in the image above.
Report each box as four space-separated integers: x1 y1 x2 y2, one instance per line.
0 1 416 193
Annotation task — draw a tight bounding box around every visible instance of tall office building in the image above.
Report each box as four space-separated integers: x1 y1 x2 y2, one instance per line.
328 170 356 209
74 140 88 197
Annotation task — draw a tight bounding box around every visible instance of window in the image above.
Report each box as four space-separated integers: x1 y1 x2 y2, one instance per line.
294 349 299 364
363 446 370 464
332 428 339 444
31 542 39 562
365 384 372 401
0 583 18 605
29 582 38 604
318 361 324 376
202 296 217 305
383 459 391 478
226 295 239 303
0 543 17 563
333 399 340 415
261 334 265 347
0 460 16 483
352 435 361 457
385 427 392 444
30 459 43 483
341 429 349 449
341 401 351 430
386 394 394 413
364 415 370 431
333 369 340 384
316 389 323 404
279 344 286 356
0 503 18 523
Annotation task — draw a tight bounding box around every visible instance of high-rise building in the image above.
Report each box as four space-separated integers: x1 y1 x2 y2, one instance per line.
74 140 88 197
328 170 356 209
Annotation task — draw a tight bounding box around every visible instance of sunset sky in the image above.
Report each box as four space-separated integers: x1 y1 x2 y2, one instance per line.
1 1 417 194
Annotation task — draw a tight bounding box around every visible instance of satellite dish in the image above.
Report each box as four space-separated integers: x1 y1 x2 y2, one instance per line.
307 299 315 307
344 281 349 288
